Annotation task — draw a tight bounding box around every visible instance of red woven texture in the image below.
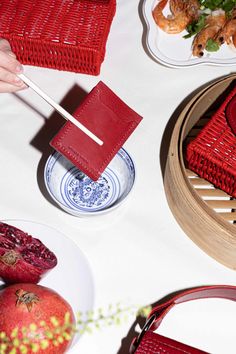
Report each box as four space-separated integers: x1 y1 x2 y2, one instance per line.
0 0 116 75
186 85 236 198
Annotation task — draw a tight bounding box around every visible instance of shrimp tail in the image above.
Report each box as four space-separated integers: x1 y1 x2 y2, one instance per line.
152 0 168 24
152 0 190 34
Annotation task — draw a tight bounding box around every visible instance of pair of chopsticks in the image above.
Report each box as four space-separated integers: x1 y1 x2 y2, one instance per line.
18 74 103 146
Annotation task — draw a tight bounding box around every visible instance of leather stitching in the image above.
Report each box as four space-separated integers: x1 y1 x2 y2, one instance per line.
51 82 140 178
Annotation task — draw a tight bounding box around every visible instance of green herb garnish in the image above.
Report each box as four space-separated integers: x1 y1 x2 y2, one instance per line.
183 14 207 38
205 38 220 51
199 0 236 12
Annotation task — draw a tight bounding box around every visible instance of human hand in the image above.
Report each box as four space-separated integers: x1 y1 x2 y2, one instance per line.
0 38 27 93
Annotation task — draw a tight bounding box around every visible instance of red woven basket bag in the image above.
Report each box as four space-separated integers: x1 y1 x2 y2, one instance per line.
186 84 236 198
0 0 116 75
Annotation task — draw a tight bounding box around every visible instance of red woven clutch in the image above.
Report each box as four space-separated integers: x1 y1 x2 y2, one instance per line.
0 0 116 75
186 84 236 198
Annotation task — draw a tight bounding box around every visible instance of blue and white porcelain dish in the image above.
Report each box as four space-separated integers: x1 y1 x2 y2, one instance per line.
44 149 135 216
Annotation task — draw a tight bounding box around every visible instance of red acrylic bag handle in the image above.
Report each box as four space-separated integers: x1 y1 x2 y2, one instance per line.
130 285 236 354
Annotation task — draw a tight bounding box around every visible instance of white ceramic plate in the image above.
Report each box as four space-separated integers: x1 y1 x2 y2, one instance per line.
1 219 95 349
143 0 236 68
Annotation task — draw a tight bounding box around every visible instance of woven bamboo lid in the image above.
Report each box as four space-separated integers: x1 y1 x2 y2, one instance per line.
164 74 236 270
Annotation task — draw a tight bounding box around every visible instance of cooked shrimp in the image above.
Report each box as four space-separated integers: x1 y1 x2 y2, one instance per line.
233 33 236 47
152 0 192 34
192 12 226 57
170 0 200 20
169 0 187 14
186 0 200 20
216 9 236 45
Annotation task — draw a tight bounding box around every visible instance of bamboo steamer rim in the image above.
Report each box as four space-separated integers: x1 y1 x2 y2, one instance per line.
180 74 236 234
164 73 236 270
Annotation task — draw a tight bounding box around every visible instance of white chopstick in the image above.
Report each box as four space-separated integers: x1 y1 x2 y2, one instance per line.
18 73 103 146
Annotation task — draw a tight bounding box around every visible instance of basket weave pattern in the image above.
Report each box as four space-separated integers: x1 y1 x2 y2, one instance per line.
186 85 236 198
0 0 116 75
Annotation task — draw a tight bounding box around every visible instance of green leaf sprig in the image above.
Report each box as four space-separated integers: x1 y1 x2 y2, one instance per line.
199 0 236 12
184 0 236 40
205 38 220 51
183 14 207 38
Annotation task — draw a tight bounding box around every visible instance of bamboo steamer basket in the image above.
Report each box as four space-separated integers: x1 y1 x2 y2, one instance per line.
164 74 236 270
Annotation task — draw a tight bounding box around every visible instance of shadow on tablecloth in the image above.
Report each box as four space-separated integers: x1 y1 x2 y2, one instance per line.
14 84 87 208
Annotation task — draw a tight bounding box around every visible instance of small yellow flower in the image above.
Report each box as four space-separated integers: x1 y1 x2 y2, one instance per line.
0 343 7 351
10 328 18 339
29 324 37 332
22 338 30 345
39 321 46 327
9 348 17 354
50 317 59 327
31 343 40 353
0 332 6 339
12 338 20 347
45 331 53 339
62 332 71 341
19 345 28 354
40 339 49 349
64 312 71 324
57 336 64 344
52 340 59 347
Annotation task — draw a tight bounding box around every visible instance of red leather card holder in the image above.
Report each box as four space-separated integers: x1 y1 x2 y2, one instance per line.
50 81 142 180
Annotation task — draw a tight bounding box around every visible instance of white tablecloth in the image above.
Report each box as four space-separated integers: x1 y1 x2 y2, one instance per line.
1 1 236 353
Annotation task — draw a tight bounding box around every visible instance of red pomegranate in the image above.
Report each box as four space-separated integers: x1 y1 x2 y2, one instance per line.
0 222 57 283
0 283 76 353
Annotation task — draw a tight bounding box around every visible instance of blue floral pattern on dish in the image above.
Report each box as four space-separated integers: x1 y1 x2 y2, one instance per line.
60 167 119 212
44 148 135 215
68 174 110 208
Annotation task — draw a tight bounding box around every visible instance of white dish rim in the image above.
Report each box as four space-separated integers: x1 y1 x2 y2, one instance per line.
142 0 236 68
